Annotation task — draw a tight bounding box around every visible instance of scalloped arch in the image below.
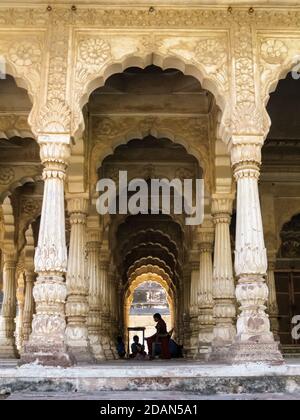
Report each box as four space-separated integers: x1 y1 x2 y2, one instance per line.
73 52 227 140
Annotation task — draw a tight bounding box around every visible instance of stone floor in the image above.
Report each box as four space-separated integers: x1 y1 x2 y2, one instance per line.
1 358 300 399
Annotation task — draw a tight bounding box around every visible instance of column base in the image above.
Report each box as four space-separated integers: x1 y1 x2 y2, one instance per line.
89 335 106 361
227 341 284 365
104 348 115 360
195 345 212 361
101 333 115 360
209 344 231 362
0 343 18 359
20 344 75 367
67 346 95 364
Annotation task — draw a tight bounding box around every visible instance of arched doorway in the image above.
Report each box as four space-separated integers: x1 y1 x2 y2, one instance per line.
275 214 300 348
0 72 41 358
76 59 231 362
126 280 173 355
261 71 300 354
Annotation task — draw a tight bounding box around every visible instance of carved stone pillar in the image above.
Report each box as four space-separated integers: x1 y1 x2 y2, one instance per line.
211 197 236 359
22 135 74 367
0 253 18 358
197 227 215 359
100 241 114 360
187 251 200 358
22 272 36 345
87 231 105 360
228 136 283 363
267 251 280 342
183 268 191 351
65 197 93 362
108 267 118 359
22 227 36 345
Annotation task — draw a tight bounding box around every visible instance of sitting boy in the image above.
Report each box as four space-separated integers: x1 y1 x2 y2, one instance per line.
131 335 146 359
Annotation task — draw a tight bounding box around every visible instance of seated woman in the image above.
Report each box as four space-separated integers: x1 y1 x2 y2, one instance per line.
130 335 146 359
146 313 171 359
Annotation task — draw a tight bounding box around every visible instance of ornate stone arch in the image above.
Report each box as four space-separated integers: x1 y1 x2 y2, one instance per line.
71 33 230 139
0 197 16 249
0 174 42 204
276 210 300 255
0 36 44 136
277 213 300 259
259 36 300 133
90 118 210 191
123 264 176 338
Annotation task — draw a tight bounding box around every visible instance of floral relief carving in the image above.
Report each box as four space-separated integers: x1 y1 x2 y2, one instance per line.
8 41 41 67
260 39 288 65
36 99 71 134
0 7 298 30
0 167 14 185
195 38 227 66
79 38 111 67
21 198 42 217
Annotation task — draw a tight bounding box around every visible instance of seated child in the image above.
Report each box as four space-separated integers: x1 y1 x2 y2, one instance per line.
131 335 146 359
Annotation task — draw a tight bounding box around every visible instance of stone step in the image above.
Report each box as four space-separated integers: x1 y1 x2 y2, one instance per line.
4 391 300 400
0 360 300 396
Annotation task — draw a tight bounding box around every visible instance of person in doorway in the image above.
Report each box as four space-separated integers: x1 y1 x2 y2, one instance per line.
145 313 171 359
130 335 146 359
116 335 126 359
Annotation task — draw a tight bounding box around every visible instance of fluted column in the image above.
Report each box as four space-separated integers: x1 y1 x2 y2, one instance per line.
267 251 280 342
100 241 114 360
65 197 92 362
22 135 73 367
0 253 18 358
22 272 35 345
229 136 283 363
108 267 118 359
211 196 236 359
187 251 200 358
87 231 105 360
183 268 191 351
22 226 36 346
197 227 215 359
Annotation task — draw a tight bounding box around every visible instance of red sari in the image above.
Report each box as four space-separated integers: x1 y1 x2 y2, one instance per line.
146 318 171 359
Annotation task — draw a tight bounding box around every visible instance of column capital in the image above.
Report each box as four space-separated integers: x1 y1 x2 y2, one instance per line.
198 228 214 252
3 250 18 266
229 135 264 173
67 197 89 217
24 271 36 284
38 134 71 172
211 194 234 219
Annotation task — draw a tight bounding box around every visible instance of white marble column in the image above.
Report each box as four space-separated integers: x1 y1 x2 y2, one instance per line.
108 267 118 358
22 226 36 345
65 197 93 362
229 136 283 363
211 197 236 359
100 241 114 360
87 230 105 360
197 228 215 359
0 252 18 358
22 271 35 345
188 250 200 358
267 251 280 342
183 268 191 351
22 135 73 367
